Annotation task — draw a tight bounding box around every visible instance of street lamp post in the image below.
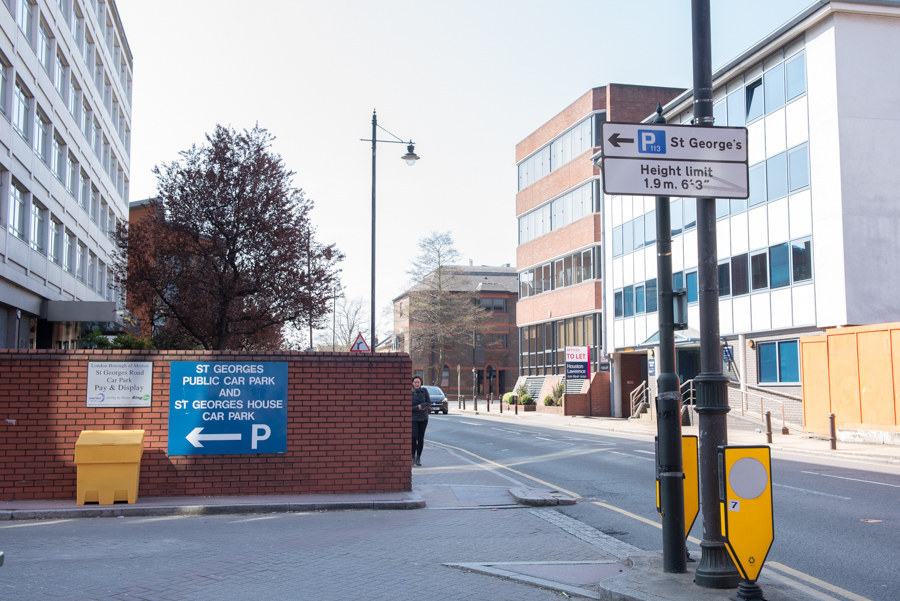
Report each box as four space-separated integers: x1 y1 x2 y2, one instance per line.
361 110 419 352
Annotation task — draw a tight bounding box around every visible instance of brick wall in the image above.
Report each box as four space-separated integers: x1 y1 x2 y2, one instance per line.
0 350 411 501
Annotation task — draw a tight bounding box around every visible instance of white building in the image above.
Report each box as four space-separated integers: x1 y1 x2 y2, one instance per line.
603 0 900 420
0 0 131 348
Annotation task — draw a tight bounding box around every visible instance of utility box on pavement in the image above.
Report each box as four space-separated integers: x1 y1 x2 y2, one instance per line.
74 430 145 505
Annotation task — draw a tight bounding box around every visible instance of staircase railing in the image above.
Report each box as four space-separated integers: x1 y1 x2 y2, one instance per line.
727 382 802 433
629 381 648 419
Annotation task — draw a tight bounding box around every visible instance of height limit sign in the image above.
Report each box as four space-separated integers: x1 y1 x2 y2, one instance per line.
600 122 748 199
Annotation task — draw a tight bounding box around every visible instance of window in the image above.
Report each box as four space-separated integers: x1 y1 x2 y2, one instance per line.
785 53 806 100
66 154 77 195
0 56 8 116
731 253 749 296
75 242 85 280
17 0 34 43
751 251 768 291
90 188 99 222
716 197 730 220
480 297 507 312
635 284 645 314
718 262 731 297
769 243 790 288
69 78 80 117
686 271 698 303
644 210 656 245
791 238 812 282
612 225 623 256
670 197 683 236
763 63 785 114
766 152 787 201
52 135 65 180
683 198 696 230
87 252 96 288
29 200 45 253
33 107 49 161
614 290 623 318
646 278 658 313
8 182 26 238
55 52 68 100
12 80 30 140
748 163 766 207
580 248 593 282
758 340 799 383
745 79 764 122
79 171 89 210
726 88 744 127
63 231 75 273
672 271 684 291
49 218 61 264
38 20 52 72
788 144 809 192
623 219 633 253
97 259 106 294
623 284 634 317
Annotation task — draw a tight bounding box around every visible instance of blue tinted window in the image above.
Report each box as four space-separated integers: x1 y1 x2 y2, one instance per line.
727 89 744 127
785 54 806 100
731 254 749 296
751 252 768 290
686 271 698 303
635 285 645 314
716 198 730 219
670 198 683 236
614 290 623 317
759 342 778 383
770 243 790 288
645 210 656 245
718 262 731 297
792 238 812 282
766 152 788 200
764 63 785 114
683 198 697 230
746 79 764 122
748 163 766 207
788 144 809 191
646 278 658 312
624 285 634 317
673 271 684 291
779 340 800 382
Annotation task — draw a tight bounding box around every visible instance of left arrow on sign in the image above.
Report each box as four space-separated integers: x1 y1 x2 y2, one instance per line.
607 132 634 148
186 427 242 448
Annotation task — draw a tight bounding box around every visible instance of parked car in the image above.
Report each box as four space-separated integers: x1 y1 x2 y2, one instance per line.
424 386 448 414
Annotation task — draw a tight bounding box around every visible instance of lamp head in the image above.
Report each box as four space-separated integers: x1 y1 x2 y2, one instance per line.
401 143 420 166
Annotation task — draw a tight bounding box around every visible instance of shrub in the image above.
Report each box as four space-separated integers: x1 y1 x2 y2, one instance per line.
551 380 565 406
502 391 517 404
519 394 535 406
543 395 555 406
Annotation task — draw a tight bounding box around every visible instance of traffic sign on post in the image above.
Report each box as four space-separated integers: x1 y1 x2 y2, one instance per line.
168 361 288 456
600 122 749 199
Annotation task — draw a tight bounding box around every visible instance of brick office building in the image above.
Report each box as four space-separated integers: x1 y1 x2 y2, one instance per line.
514 84 683 414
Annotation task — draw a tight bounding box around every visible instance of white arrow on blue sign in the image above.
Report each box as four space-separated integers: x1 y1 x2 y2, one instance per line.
168 362 287 456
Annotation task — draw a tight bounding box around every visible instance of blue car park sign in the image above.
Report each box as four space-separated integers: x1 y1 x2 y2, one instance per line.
168 362 288 456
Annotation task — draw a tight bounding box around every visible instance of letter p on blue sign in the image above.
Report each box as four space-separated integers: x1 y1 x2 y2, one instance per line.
638 129 665 154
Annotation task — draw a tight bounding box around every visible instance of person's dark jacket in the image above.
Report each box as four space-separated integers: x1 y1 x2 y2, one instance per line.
412 386 431 422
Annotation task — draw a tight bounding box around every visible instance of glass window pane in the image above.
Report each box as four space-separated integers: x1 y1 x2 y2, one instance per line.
554 259 564 289
746 79 764 122
683 198 697 230
624 285 634 317
564 255 573 286
686 271 698 303
769 242 790 288
791 239 812 282
751 252 768 290
748 163 766 206
673 271 684 291
633 214 644 249
785 54 806 100
788 144 809 191
646 279 658 313
764 63 785 114
614 291 623 318
731 253 749 296
714 100 727 126
613 225 623 256
766 152 788 200
645 210 656 244
727 89 745 127
582 249 593 280
718 262 731 297
731 195 747 214
635 285 645 314
759 342 778 383
716 198 730 219
670 197 683 236
778 340 799 382
573 252 583 284
623 219 634 253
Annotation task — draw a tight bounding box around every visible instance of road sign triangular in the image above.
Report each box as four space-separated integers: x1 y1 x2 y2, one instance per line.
350 333 370 352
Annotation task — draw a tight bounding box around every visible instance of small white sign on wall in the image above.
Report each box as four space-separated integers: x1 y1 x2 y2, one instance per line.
87 362 153 407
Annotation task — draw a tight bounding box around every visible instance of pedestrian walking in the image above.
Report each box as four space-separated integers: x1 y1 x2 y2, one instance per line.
411 375 430 466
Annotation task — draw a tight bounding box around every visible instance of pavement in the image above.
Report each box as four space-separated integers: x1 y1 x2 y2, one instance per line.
2 406 897 601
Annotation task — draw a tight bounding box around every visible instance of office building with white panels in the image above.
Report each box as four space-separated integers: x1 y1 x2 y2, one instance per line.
604 0 900 419
0 0 131 348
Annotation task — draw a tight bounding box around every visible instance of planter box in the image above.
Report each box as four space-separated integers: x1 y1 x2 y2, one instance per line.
522 405 536 411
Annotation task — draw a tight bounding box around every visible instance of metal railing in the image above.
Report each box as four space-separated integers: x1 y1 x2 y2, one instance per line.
630 381 649 419
727 382 802 434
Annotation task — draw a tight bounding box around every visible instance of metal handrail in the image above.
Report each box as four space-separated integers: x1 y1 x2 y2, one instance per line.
680 379 695 405
727 381 801 433
630 381 648 419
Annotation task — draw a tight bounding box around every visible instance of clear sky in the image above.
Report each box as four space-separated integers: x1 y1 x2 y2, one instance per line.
115 0 814 344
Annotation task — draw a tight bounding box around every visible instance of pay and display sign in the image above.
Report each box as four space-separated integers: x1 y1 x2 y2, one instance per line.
601 122 748 199
168 362 288 456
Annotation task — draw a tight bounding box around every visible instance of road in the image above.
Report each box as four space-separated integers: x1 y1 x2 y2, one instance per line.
426 413 900 601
